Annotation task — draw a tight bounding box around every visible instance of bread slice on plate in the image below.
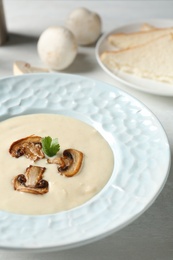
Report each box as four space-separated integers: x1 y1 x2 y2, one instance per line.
108 26 173 49
140 23 156 31
101 34 173 84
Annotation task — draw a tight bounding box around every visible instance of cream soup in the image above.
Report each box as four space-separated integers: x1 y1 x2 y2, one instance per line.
0 114 114 215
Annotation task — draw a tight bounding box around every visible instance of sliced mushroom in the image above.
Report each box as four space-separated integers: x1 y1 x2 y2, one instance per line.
48 149 83 177
9 135 45 161
13 165 48 194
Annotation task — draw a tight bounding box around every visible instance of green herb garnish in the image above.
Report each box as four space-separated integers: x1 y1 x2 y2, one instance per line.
41 136 60 157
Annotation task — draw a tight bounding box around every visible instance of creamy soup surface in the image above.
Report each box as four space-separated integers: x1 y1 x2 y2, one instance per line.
0 114 114 215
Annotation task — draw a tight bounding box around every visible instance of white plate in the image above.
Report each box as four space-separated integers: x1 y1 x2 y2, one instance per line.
96 19 173 96
0 73 171 251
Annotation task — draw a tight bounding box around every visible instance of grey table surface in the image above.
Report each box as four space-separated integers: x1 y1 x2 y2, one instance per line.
0 1 173 259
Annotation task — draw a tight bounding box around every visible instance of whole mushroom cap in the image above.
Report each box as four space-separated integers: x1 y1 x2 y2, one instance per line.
37 26 78 70
66 7 102 45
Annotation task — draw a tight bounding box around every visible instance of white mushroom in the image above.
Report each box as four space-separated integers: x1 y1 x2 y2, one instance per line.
13 61 49 76
37 26 78 70
66 7 102 45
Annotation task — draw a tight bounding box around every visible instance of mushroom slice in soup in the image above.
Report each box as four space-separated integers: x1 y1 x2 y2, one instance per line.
9 135 45 161
13 165 48 194
48 149 83 177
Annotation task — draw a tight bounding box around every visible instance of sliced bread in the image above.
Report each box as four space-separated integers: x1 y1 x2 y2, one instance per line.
140 23 155 31
101 34 173 84
108 27 173 49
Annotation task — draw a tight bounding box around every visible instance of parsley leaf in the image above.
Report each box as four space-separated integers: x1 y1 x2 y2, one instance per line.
41 136 60 157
